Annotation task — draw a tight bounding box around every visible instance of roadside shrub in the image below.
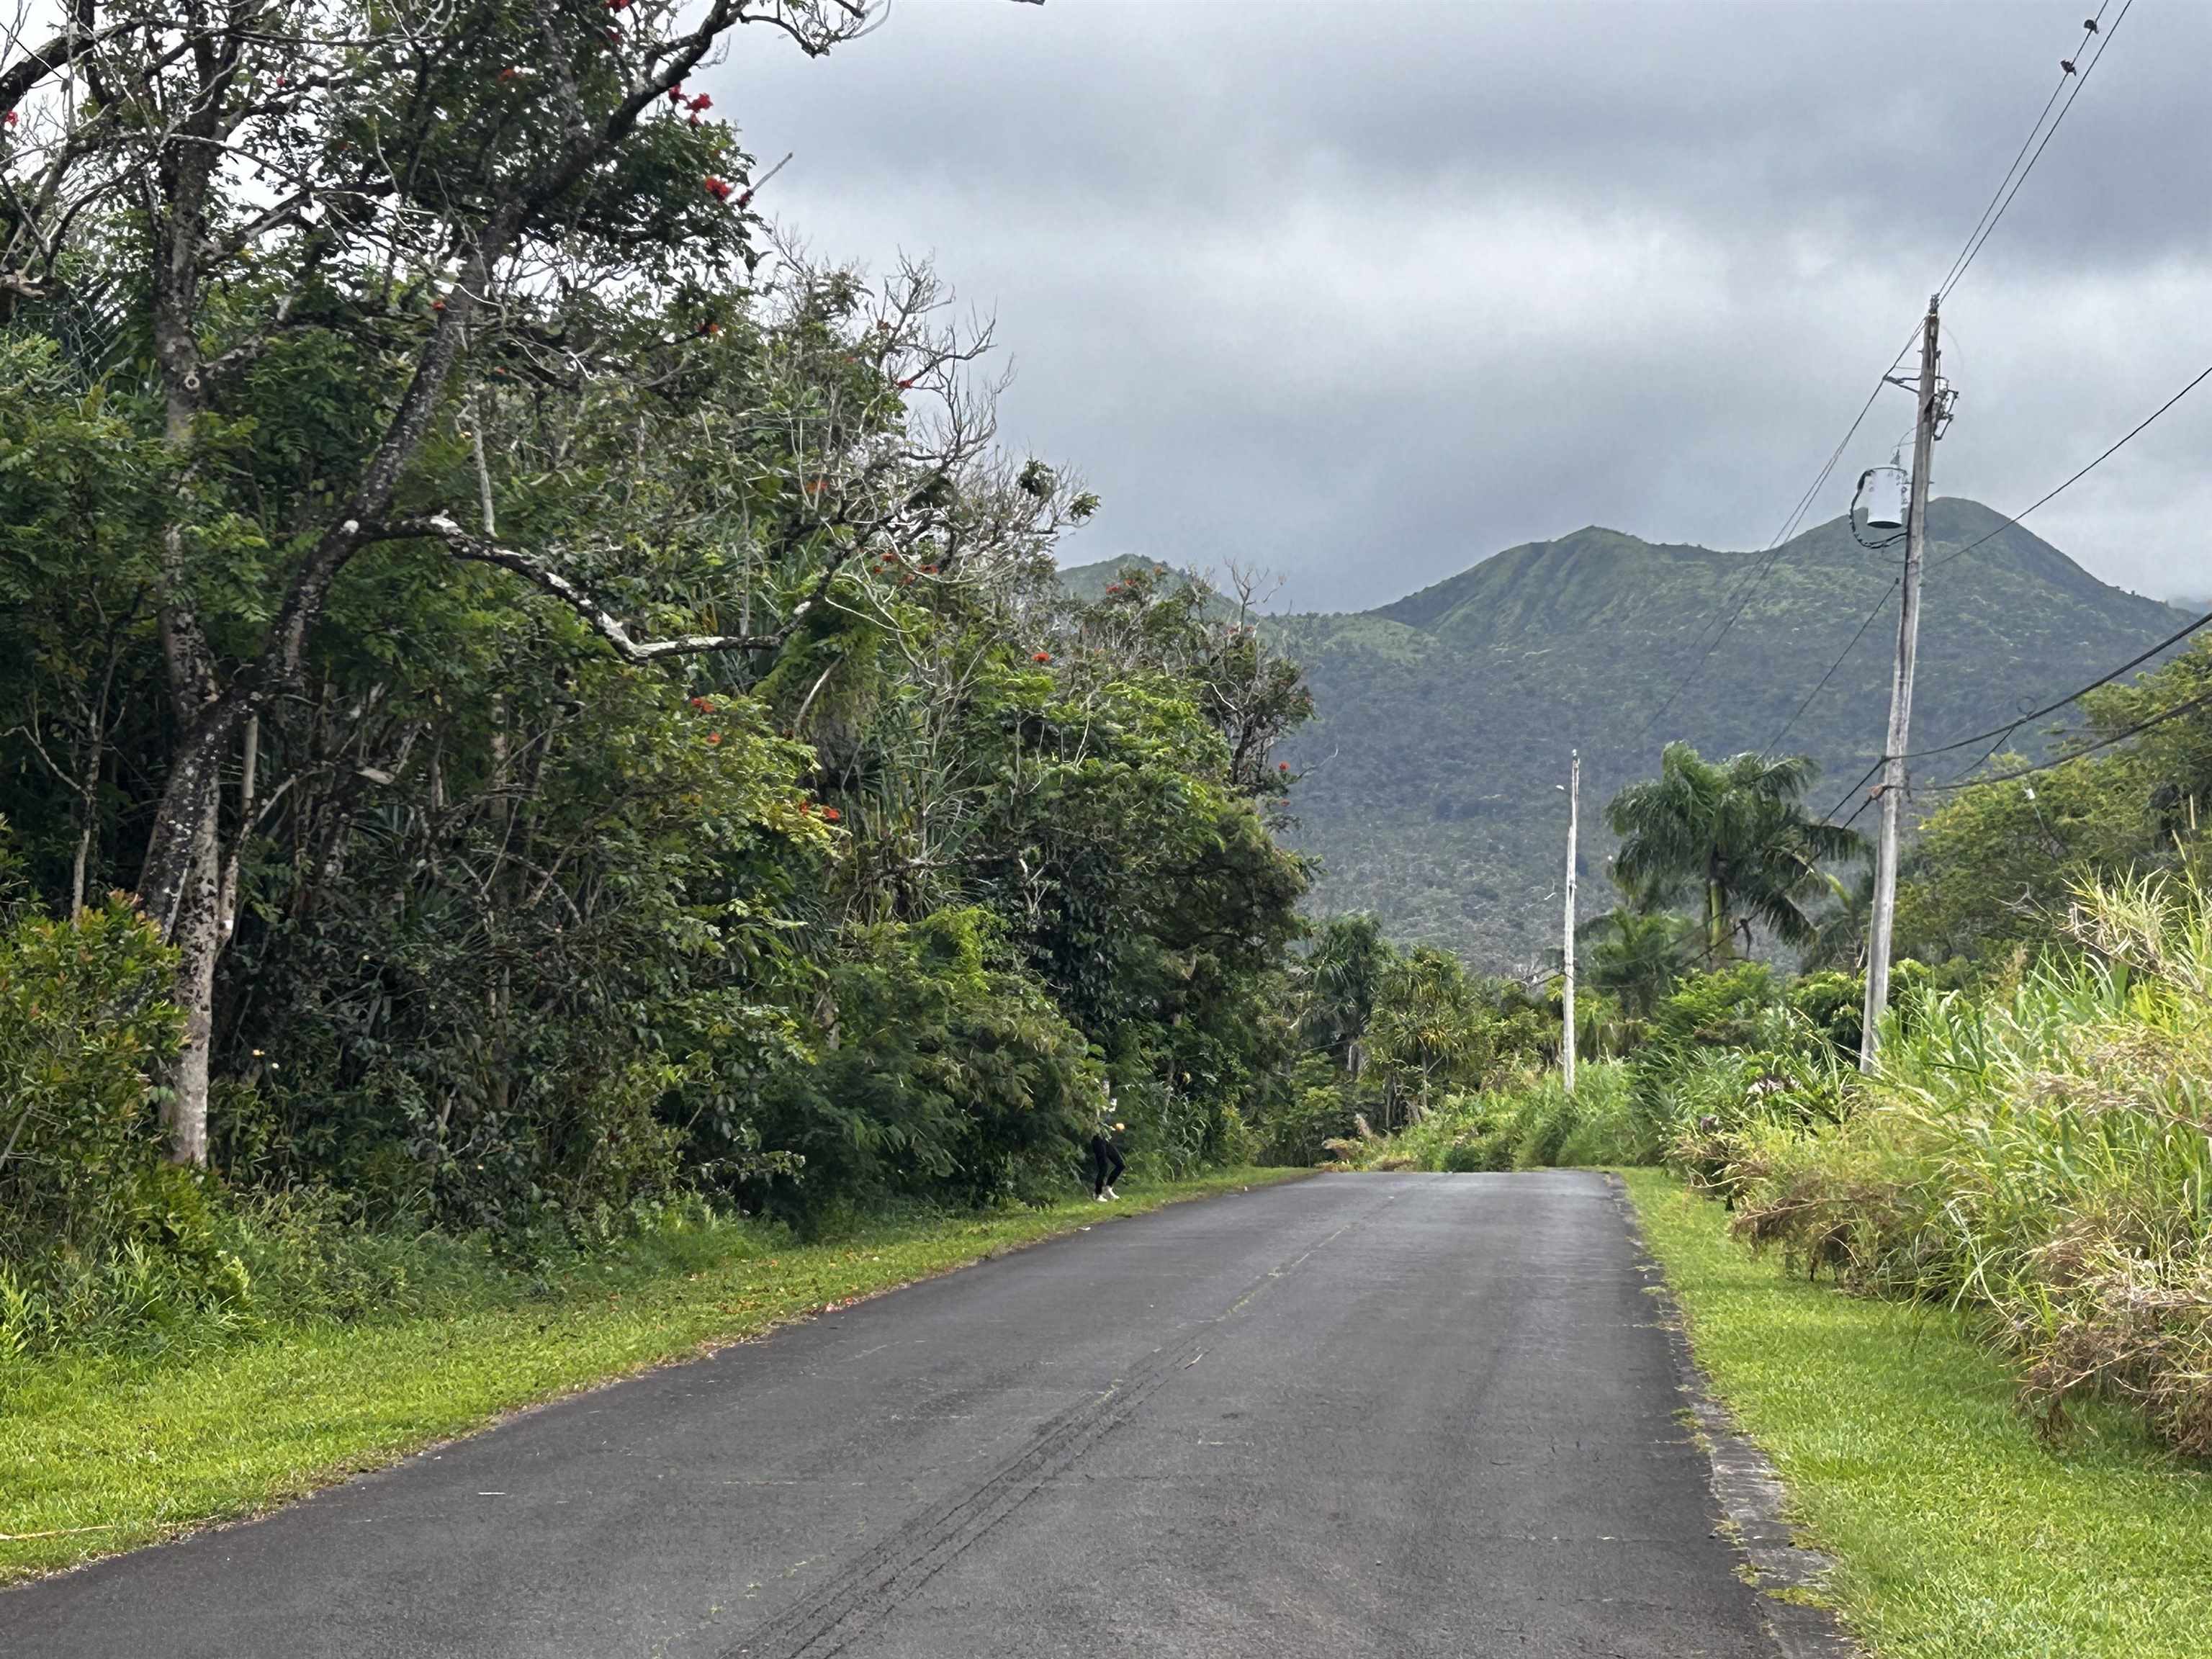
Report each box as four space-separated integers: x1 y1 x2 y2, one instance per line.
1354 1061 1642 1173
1253 1056 1362 1165
1654 1044 1852 1198
1786 969 1863 1057
751 908 1096 1227
0 895 187 1267
1552 1064 1643 1166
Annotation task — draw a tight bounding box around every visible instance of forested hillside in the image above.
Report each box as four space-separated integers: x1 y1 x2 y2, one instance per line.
1271 500 2189 965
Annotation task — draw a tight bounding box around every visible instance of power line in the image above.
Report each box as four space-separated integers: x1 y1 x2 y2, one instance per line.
1827 599 2212 825
1940 1 2133 304
1931 4 2108 300
1634 331 1917 743
1902 604 2212 765
1757 9 2138 756
1784 351 2212 783
1827 592 2212 827
1768 575 1899 750
1825 754 1888 828
1920 685 2212 793
1930 359 2212 576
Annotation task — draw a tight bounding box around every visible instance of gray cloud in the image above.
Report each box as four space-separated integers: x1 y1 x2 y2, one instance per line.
706 0 2212 611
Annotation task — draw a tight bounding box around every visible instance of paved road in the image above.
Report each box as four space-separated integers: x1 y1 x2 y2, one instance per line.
5 1172 1785 1658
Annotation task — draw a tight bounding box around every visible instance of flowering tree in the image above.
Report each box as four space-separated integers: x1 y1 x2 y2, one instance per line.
0 0 1074 1161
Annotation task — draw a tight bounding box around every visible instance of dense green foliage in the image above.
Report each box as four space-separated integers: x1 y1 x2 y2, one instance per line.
1350 1061 1642 1174
1897 637 2212 967
0 1 1326 1361
1252 912 1568 1167
1570 649 2212 1459
1732 878 2212 1455
1274 503 2190 964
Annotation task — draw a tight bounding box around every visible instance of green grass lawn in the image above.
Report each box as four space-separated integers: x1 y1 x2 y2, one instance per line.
1623 1168 2212 1659
0 1168 1300 1585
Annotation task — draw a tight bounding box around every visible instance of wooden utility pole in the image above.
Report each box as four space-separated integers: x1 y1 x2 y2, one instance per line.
1563 749 1579 1094
1860 295 1943 1072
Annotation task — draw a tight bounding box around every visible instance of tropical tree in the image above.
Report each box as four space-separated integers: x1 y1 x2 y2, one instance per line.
0 0 1091 1163
1578 900 1696 1021
1606 744 1864 963
1365 948 1483 1128
1800 863 1876 972
1298 913 1394 1076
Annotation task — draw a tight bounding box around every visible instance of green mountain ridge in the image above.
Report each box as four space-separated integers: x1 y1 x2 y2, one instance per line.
1262 499 2189 966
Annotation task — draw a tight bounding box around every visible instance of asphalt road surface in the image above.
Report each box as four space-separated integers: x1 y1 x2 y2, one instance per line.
6 1172 1787 1658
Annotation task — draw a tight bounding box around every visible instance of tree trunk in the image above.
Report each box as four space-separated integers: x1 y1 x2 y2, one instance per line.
161 792 222 1166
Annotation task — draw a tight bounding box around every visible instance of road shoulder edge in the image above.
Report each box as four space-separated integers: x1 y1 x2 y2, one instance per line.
1607 1171 1862 1659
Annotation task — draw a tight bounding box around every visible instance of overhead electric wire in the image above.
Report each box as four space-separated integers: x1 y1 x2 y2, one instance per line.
1633 331 1919 744
1825 754 1889 829
1761 6 2139 755
1919 686 2212 793
1903 604 2212 765
1940 1 2131 304
1794 346 2212 814
1825 598 2212 829
1928 359 2212 577
1930 3 2107 300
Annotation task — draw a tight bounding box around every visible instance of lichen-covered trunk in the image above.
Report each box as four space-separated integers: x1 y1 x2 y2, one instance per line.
161 793 223 1166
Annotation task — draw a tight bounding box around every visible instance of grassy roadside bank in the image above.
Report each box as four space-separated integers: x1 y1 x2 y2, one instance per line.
0 1168 1300 1586
1624 1169 2212 1659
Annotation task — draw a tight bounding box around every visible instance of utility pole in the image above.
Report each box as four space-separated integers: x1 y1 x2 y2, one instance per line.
1860 295 1943 1072
1563 749 1579 1094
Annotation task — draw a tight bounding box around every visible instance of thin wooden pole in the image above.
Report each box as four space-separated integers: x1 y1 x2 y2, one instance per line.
1861 296 1941 1071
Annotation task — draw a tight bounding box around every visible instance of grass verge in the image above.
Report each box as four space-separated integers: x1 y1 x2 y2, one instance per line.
0 1167 1300 1586
1623 1168 2212 1659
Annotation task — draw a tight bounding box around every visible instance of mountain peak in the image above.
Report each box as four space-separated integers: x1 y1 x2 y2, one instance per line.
1277 504 2189 965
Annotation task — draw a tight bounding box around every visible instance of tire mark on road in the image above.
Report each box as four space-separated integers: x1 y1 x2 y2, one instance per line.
717 1179 1413 1658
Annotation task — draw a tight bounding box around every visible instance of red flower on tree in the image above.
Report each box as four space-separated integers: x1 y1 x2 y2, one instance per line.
822 807 842 824
706 731 723 747
1032 652 1052 664
703 176 734 202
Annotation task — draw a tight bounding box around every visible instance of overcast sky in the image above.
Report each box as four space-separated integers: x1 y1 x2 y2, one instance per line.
711 0 2212 613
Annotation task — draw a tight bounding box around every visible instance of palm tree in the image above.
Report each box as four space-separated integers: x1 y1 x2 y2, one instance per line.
1605 743 1866 963
1579 902 1696 1020
1300 913 1393 1077
1800 862 1875 971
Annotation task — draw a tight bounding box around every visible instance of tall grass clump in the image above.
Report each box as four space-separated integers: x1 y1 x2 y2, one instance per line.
1730 874 2212 1454
1354 1061 1644 1172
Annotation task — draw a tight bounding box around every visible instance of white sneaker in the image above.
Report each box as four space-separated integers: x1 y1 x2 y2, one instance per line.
1104 1187 1118 1200
1095 1192 1108 1202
